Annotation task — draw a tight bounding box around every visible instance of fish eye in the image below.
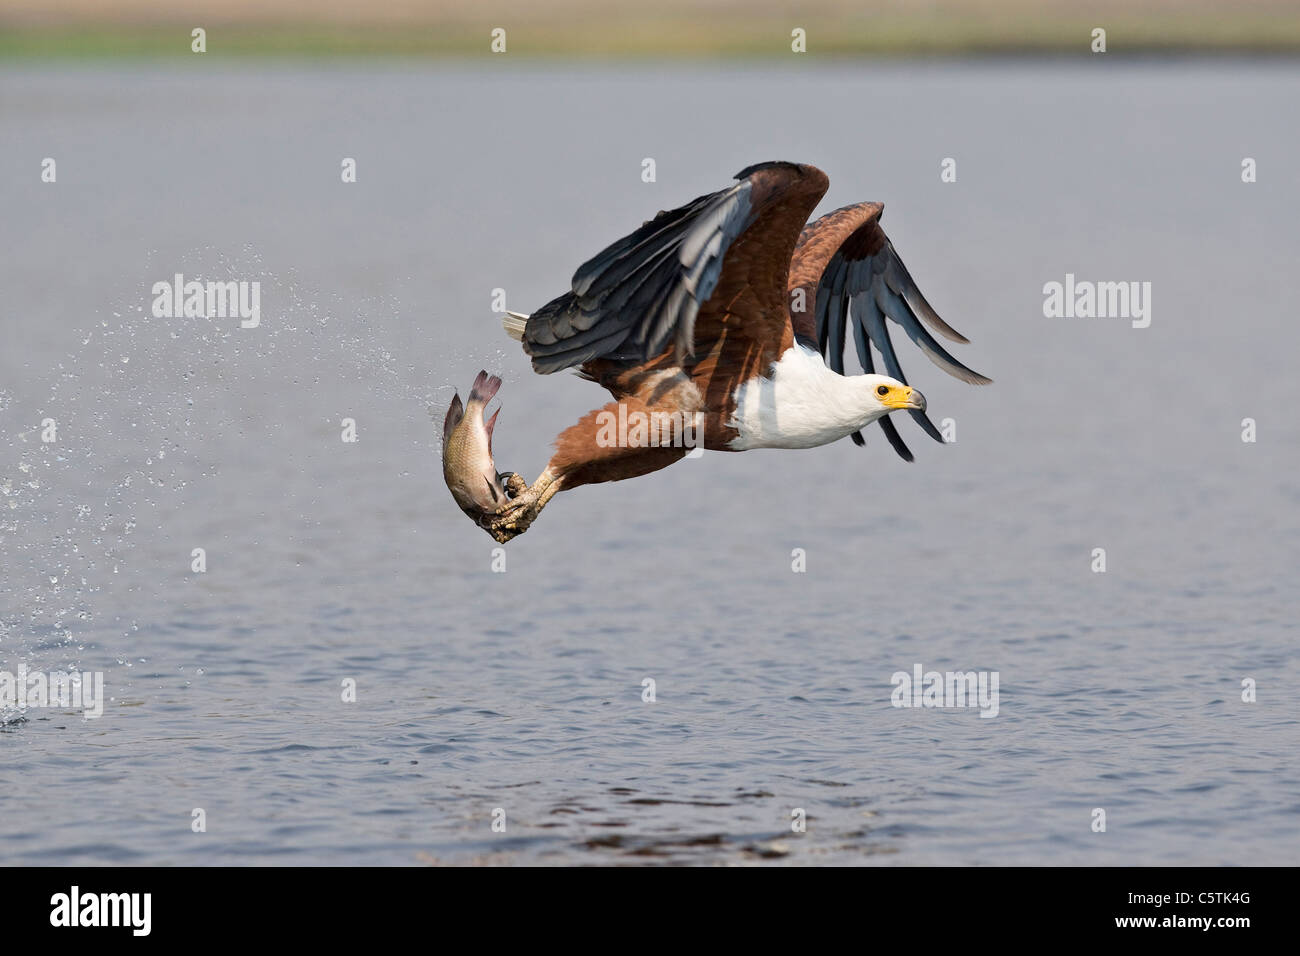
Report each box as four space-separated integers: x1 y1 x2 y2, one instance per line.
876 385 890 397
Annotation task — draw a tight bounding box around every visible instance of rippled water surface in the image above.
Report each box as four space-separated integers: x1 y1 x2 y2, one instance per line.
1 61 1297 865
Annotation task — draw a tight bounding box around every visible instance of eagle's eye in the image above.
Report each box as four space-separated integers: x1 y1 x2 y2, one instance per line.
876 385 890 397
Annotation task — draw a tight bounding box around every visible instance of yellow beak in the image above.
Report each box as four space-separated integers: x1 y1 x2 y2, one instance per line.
883 386 927 412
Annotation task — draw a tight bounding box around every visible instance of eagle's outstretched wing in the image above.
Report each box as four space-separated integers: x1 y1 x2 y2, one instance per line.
788 202 991 461
522 162 828 376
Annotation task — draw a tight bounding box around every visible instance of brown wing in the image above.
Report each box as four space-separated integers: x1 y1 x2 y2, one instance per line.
788 202 990 460
685 162 829 414
521 162 827 381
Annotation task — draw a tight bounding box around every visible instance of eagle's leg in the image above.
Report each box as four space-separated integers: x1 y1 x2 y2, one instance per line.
478 396 691 543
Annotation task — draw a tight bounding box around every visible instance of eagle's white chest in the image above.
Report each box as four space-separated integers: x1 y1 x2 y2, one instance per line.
726 345 880 450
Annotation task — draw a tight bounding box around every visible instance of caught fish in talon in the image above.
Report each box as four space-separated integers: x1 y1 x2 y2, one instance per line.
441 370 516 520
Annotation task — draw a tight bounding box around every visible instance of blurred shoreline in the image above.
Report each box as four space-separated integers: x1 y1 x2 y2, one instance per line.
4 2 1300 59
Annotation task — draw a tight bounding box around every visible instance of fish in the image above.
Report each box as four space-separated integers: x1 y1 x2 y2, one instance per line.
441 370 521 520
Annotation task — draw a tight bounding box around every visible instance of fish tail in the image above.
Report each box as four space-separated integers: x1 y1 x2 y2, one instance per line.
469 369 502 405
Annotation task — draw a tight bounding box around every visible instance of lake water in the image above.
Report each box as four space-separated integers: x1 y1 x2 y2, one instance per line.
1 60 1297 865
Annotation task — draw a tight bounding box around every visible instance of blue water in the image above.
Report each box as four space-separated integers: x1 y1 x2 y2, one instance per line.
0 61 1297 864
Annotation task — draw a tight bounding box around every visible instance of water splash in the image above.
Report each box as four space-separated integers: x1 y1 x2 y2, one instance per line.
0 246 483 696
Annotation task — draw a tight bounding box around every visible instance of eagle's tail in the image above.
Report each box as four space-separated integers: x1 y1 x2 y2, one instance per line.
502 311 529 342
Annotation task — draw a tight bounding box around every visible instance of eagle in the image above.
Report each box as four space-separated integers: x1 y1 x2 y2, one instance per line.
476 161 990 542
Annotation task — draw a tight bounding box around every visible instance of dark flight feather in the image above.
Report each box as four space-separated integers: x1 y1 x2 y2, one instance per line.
523 179 757 373
793 202 989 459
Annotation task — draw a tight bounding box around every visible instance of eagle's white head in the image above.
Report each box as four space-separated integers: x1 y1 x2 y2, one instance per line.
832 372 926 445
857 373 927 419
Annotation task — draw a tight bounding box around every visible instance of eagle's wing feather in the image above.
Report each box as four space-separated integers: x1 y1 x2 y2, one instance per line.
789 202 990 459
523 162 828 376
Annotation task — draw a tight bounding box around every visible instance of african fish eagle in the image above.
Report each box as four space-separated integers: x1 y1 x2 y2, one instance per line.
479 161 990 542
